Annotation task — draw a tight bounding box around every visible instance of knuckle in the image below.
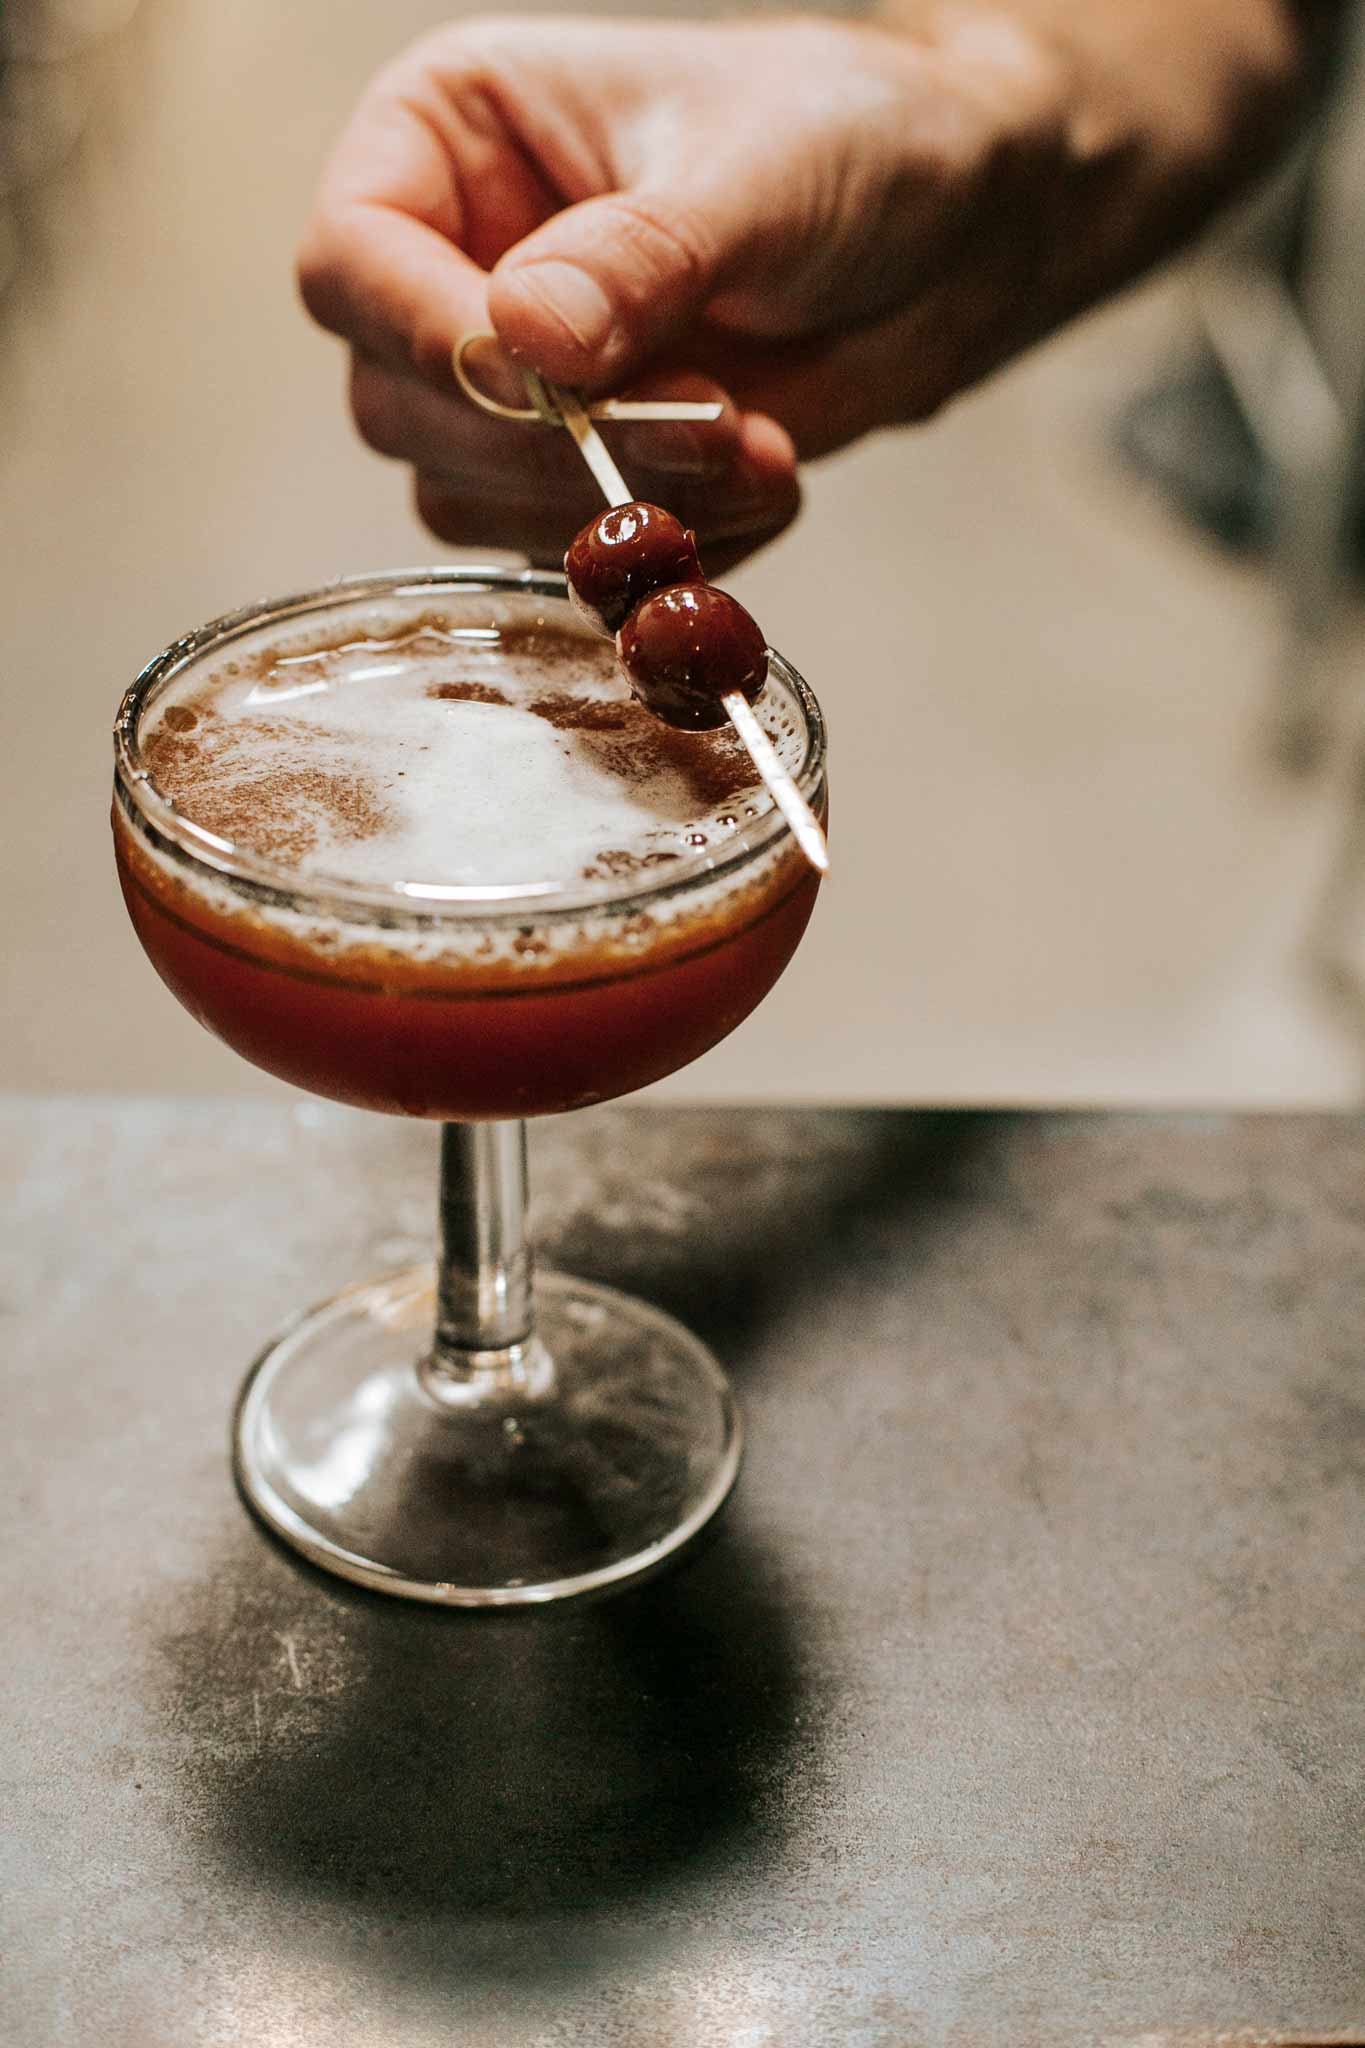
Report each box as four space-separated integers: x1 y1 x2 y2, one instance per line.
295 216 348 331
349 360 407 458
400 15 523 82
441 14 517 54
601 192 718 299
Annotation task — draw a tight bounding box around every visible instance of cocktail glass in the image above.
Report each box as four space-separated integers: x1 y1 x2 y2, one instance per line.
113 566 827 1605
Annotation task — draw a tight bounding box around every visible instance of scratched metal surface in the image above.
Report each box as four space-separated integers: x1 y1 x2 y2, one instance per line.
3 1097 1364 2046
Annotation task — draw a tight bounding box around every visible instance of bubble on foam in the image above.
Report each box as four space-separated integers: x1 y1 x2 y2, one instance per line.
143 599 806 892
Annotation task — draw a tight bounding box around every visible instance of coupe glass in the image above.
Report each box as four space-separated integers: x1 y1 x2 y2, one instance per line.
113 566 827 1605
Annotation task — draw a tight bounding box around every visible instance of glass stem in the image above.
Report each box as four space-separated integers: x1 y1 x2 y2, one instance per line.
423 1122 548 1403
436 1120 533 1353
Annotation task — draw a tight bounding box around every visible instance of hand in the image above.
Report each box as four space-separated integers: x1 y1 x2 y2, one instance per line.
296 12 1060 563
298 8 1307 564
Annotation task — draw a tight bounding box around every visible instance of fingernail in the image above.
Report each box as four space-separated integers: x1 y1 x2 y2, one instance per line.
506 260 617 359
628 423 731 479
655 494 793 551
702 481 801 545
704 505 792 545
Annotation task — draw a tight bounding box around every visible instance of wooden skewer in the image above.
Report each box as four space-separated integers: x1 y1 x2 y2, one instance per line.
721 690 830 876
538 373 830 878
454 334 828 872
544 381 635 510
453 332 723 425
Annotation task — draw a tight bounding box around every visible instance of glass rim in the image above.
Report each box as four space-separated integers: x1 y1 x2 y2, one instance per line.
112 563 828 929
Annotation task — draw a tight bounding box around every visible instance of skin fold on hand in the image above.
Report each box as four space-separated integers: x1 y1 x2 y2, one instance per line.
297 4 1330 566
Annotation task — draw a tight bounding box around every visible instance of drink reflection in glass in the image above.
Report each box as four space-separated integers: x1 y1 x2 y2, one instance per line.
113 566 827 1604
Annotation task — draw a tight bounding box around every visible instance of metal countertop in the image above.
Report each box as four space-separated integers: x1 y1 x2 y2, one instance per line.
3 1098 1363 2045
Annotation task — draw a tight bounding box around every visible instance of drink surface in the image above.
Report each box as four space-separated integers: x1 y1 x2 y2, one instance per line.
116 587 823 1118
141 606 798 895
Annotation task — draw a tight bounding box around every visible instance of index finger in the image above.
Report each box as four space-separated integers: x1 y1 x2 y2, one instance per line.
295 38 558 388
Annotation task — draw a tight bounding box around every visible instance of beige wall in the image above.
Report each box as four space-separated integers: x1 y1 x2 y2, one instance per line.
4 0 1362 1107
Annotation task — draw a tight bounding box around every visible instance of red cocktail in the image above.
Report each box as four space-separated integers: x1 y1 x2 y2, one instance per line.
113 566 827 1604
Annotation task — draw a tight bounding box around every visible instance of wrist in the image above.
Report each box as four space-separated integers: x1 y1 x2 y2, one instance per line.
870 0 1314 312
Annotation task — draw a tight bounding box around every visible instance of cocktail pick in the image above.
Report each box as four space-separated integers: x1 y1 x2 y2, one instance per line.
454 333 830 878
453 332 725 427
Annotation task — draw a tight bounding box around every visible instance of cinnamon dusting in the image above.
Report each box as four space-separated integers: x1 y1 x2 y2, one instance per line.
144 708 392 864
427 681 509 705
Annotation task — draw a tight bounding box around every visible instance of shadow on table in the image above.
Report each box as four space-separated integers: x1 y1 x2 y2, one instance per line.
154 1520 801 1919
149 1109 994 1986
542 1105 1000 1365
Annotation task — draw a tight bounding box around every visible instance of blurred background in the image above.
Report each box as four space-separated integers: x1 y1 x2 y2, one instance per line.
4 0 1365 1108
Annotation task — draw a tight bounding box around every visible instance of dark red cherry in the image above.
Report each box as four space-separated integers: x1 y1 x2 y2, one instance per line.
564 501 703 637
617 584 768 731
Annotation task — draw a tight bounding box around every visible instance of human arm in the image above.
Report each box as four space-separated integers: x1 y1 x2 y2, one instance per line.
297 3 1337 559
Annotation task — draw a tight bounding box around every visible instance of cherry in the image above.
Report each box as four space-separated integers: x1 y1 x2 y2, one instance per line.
564 502 703 638
617 584 768 731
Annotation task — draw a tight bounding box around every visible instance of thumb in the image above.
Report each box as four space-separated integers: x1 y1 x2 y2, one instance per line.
487 189 735 391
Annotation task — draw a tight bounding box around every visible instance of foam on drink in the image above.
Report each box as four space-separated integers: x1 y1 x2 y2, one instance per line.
142 603 803 894
115 583 824 1115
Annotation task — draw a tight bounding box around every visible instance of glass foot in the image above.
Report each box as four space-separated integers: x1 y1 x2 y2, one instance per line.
233 1266 742 1606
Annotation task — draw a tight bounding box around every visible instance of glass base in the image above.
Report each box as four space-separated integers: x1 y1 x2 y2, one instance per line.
233 1266 742 1607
